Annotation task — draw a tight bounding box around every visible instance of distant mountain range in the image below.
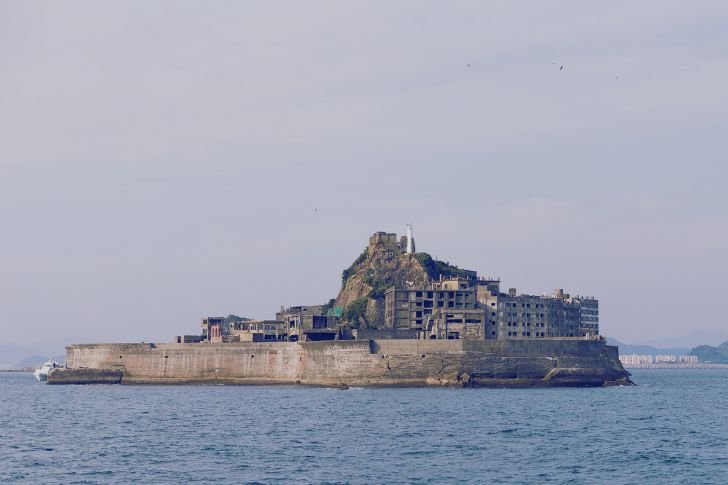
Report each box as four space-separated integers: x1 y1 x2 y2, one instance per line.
0 336 93 370
605 338 691 356
639 329 728 349
0 344 39 369
607 329 728 356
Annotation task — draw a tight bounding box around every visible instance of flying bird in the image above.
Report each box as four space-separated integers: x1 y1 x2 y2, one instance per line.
560 65 564 71
466 64 471 68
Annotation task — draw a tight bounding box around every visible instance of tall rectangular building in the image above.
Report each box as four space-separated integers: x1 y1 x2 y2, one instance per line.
495 289 590 339
384 286 476 330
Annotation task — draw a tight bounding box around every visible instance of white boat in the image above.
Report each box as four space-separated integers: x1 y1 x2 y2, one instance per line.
33 360 65 381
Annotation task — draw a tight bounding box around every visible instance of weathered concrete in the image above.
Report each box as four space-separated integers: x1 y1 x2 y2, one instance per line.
47 368 123 385
63 338 632 387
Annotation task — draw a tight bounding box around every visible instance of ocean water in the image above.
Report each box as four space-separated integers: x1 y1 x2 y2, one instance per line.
1 369 727 484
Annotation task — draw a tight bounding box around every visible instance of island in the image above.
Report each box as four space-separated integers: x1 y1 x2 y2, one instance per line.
49 228 632 387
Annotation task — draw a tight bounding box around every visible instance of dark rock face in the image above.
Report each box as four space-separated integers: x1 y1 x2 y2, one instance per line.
336 244 429 327
46 368 122 385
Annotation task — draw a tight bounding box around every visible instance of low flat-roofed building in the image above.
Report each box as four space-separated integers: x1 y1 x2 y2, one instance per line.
231 320 287 342
175 335 204 344
276 305 339 341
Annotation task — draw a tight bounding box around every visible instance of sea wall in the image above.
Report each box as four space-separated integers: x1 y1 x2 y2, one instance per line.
47 367 122 385
65 342 302 384
63 339 631 387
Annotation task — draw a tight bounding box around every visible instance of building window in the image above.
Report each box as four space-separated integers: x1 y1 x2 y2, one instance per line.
312 316 327 329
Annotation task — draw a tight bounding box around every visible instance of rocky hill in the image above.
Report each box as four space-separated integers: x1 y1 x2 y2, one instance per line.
334 232 474 328
690 341 728 363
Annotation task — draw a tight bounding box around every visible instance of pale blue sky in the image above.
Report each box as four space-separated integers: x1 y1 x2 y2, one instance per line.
1 1 727 347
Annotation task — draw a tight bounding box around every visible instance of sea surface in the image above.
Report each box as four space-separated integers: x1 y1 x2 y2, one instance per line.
1 369 727 484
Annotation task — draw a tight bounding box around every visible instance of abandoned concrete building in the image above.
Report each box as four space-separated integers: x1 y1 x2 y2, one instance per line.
196 306 341 344
384 276 597 340
231 320 288 342
275 305 339 342
384 281 478 330
200 317 225 341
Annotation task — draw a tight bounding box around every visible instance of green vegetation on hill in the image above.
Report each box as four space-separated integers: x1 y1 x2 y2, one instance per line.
321 298 337 315
342 298 369 328
342 248 368 283
363 270 392 299
414 252 472 280
690 341 728 363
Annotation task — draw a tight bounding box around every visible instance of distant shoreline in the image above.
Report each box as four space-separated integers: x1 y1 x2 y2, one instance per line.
0 369 33 373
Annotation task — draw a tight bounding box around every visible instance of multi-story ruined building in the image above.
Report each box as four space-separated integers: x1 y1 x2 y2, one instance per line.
385 274 599 340
497 289 581 339
574 296 599 337
201 316 225 342
424 308 487 340
384 277 478 331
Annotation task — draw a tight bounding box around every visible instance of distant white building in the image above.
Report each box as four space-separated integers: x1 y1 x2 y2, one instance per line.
620 354 653 366
679 355 699 363
655 354 677 363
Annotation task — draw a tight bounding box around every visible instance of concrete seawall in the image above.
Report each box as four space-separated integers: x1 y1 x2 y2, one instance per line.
47 368 123 385
62 338 631 387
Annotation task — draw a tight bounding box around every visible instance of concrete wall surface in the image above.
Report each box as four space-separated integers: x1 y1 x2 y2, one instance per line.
64 339 631 387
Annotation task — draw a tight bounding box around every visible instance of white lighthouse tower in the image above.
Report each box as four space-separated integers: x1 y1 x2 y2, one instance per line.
406 224 414 254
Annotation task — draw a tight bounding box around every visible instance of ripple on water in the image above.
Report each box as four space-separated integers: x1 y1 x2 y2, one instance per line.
1 369 728 484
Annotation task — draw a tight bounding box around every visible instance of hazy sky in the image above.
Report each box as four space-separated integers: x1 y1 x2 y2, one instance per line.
1 1 727 347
